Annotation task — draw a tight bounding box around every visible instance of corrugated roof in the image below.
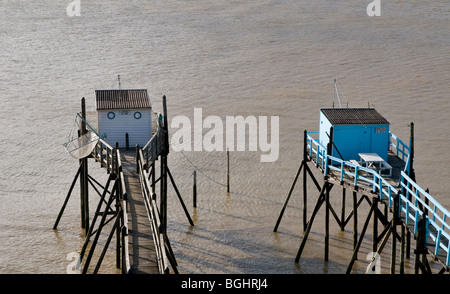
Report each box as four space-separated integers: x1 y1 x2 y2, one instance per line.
95 89 151 110
321 108 389 125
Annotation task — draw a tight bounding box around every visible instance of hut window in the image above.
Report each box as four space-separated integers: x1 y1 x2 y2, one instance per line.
107 112 115 119
134 111 142 119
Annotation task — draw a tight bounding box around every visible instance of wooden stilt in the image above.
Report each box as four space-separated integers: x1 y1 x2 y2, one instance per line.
400 223 405 274
167 167 194 226
295 182 330 263
353 190 358 252
82 185 117 274
94 207 121 274
373 197 378 253
227 149 230 193
53 164 82 230
340 187 346 231
367 222 392 274
80 175 115 261
346 199 374 274
193 170 197 208
78 98 90 232
273 161 304 232
303 130 308 232
325 183 330 261
414 216 431 274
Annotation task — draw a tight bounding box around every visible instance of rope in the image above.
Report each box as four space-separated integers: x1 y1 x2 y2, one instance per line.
170 140 228 188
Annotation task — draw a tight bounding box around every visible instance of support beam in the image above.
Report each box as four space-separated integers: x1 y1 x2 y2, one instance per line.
167 167 194 226
53 164 83 230
295 182 331 263
346 203 374 274
273 161 304 232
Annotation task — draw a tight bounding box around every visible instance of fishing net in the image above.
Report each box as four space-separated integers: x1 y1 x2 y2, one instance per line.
63 113 100 159
63 130 99 159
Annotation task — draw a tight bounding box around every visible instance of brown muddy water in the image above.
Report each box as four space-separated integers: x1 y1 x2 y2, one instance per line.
0 1 448 274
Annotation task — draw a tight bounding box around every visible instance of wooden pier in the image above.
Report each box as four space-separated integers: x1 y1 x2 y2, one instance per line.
54 96 190 274
55 97 450 274
121 150 158 274
275 124 450 274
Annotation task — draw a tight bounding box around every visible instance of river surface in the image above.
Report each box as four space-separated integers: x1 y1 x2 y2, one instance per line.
0 1 449 274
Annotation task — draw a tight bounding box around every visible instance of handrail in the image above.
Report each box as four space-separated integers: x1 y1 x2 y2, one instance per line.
399 171 450 265
136 148 171 274
142 113 164 171
389 132 411 173
116 149 131 274
306 130 450 265
87 139 131 273
92 138 115 174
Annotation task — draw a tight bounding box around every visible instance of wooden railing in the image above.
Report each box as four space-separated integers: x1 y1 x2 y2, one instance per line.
136 147 171 274
92 138 116 174
135 109 177 274
81 139 131 274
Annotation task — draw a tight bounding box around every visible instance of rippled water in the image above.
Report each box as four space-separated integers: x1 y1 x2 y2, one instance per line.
0 1 449 274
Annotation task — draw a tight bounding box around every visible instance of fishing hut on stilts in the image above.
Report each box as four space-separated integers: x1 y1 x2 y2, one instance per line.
274 87 450 274
54 91 193 274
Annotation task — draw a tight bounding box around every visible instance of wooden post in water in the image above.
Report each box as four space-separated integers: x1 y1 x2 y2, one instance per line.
409 122 415 180
53 165 82 230
325 183 330 261
227 149 230 193
414 215 431 274
340 187 346 231
324 128 333 261
346 197 374 274
372 197 379 253
193 170 197 208
115 142 120 269
405 122 415 260
273 162 304 232
160 96 169 234
167 167 194 226
303 130 308 231
352 190 358 255
391 192 399 274
80 97 89 232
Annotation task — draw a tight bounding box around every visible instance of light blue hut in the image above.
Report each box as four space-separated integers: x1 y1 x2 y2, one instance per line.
319 108 390 161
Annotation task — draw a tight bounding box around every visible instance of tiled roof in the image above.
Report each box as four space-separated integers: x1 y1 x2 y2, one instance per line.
95 89 151 110
321 108 389 125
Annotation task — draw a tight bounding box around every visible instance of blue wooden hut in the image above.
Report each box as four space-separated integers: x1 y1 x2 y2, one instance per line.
319 108 390 161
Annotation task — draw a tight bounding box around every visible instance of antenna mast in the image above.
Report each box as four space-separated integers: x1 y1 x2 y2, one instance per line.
334 79 342 108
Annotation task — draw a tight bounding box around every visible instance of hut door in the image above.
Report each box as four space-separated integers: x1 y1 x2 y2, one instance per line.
358 127 371 153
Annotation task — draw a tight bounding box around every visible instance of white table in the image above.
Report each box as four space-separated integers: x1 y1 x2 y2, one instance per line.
358 153 392 176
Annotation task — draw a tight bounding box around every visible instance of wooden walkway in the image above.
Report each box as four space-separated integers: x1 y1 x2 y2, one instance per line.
120 150 159 274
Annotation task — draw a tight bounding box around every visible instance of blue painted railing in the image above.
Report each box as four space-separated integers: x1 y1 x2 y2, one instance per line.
389 132 411 174
306 130 450 266
399 172 450 265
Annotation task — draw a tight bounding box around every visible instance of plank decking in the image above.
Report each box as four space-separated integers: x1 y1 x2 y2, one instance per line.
121 151 159 274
